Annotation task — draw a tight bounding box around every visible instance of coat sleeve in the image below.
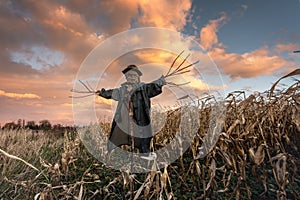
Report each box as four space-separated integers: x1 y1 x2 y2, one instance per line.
145 75 166 98
98 88 120 101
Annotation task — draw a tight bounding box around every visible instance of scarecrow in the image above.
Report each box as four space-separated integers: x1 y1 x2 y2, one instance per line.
96 65 166 154
70 51 198 157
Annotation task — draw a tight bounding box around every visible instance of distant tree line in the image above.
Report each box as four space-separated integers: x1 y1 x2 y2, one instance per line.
1 119 75 133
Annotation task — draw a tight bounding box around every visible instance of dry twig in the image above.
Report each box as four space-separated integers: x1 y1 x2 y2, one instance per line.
70 80 96 98
0 148 40 172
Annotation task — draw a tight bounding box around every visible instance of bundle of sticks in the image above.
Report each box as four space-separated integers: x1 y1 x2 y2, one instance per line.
164 50 199 87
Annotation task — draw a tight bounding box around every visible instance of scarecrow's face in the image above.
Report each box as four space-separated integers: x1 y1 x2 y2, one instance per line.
125 70 140 84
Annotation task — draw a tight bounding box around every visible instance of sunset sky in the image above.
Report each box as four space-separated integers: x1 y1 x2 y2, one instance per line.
1 0 300 126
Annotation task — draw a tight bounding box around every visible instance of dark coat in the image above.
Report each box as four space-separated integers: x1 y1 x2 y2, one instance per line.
99 76 166 152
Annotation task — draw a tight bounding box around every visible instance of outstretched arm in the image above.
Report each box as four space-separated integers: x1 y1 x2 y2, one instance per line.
96 88 120 101
145 75 166 98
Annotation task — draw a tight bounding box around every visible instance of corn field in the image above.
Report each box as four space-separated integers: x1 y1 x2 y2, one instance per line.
0 72 299 199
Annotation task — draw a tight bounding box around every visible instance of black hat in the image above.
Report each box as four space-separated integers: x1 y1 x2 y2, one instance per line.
122 65 142 76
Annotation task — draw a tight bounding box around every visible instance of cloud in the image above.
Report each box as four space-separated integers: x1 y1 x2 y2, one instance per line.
137 0 192 30
274 43 300 53
184 75 227 92
199 15 297 79
1 0 193 77
10 46 64 70
61 103 73 108
95 97 113 107
200 14 228 50
0 90 41 99
62 0 139 35
134 50 172 65
0 1 100 78
210 46 293 79
241 4 248 11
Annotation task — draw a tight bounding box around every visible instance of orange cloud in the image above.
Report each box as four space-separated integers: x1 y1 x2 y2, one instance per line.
0 90 41 99
275 43 300 53
134 50 172 65
183 75 227 92
95 97 113 106
200 14 228 50
61 103 73 107
138 0 192 30
210 47 293 79
199 15 297 79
